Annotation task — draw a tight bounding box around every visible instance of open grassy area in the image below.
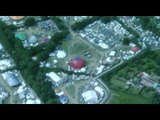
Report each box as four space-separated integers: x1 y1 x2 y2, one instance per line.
48 33 102 71
65 85 76 99
108 87 152 104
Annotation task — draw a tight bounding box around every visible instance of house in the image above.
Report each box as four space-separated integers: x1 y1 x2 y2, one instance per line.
138 72 158 89
46 72 62 86
2 72 21 87
82 90 98 104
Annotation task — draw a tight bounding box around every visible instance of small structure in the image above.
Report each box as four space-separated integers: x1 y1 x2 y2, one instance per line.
46 72 62 86
2 72 21 87
70 56 85 69
94 86 104 97
82 90 98 104
15 32 27 41
56 50 67 59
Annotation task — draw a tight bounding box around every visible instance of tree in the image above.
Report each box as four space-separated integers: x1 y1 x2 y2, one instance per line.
46 99 58 104
123 38 130 45
24 17 36 26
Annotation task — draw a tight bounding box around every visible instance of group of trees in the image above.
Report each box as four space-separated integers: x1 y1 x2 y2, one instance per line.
24 17 36 27
122 37 141 48
101 16 117 24
136 16 160 37
51 16 68 31
0 20 58 104
71 16 101 31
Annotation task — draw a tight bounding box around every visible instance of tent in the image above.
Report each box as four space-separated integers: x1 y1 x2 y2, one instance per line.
70 56 85 69
15 32 27 41
2 72 20 87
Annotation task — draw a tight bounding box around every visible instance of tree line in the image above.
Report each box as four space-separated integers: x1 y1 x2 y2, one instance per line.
0 20 58 104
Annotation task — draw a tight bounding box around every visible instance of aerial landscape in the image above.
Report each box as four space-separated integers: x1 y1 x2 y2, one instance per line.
0 16 160 104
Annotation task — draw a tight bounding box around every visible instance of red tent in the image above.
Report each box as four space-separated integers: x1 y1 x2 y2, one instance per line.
70 56 85 69
131 47 139 52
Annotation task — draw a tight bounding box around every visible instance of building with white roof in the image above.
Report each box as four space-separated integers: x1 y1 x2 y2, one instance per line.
46 72 62 86
109 51 116 56
82 90 98 104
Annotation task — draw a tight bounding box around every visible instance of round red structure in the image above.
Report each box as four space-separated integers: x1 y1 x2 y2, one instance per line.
131 47 139 52
70 56 85 69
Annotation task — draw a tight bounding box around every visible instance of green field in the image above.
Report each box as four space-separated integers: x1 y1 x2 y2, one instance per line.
48 34 102 70
108 87 152 104
65 85 76 99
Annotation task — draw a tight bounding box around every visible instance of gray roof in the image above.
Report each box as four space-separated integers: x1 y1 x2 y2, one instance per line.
4 73 20 87
29 36 37 44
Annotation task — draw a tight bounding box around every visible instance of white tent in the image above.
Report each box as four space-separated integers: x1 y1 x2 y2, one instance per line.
109 51 116 56
82 90 98 104
98 43 108 49
56 50 67 58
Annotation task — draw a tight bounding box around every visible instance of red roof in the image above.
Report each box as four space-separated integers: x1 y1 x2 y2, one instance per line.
70 56 85 69
131 47 139 52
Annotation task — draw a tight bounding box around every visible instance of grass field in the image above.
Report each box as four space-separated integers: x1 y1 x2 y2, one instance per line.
108 87 152 104
65 85 76 99
48 33 102 71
